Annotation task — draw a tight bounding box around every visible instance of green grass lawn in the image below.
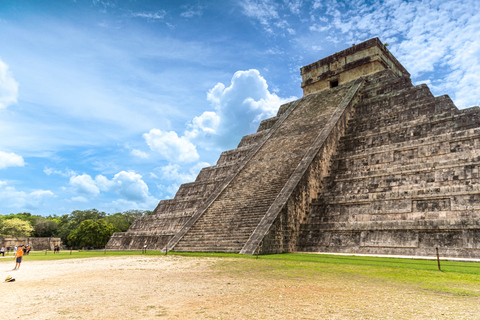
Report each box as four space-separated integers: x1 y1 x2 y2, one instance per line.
2 250 479 296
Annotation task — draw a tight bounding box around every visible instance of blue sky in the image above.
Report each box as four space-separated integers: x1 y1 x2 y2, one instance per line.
0 0 479 216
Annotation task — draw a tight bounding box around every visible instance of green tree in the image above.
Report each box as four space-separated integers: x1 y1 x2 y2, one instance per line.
51 209 107 247
1 212 41 226
33 217 58 237
105 209 152 232
67 219 114 248
0 218 34 237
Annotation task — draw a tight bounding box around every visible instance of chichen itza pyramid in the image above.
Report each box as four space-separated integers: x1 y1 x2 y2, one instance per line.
107 38 480 258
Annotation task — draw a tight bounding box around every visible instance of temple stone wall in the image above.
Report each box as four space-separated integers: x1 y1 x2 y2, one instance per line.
301 38 409 96
1 237 61 251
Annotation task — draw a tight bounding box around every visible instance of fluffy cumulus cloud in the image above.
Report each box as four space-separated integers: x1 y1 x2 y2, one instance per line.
143 129 199 163
69 171 152 202
187 69 296 149
139 69 294 161
0 181 54 210
0 58 19 109
69 174 100 196
0 151 24 169
112 171 150 202
157 161 210 184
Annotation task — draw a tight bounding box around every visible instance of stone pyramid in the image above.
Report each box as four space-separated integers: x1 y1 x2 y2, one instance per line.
107 38 480 258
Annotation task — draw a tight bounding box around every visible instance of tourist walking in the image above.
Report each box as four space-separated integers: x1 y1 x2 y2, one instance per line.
13 245 24 270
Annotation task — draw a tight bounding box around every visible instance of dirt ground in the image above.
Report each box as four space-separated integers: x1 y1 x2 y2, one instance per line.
1 255 479 319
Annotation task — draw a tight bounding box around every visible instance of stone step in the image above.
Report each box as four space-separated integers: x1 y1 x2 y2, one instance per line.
355 84 433 116
299 217 480 231
333 127 480 161
238 130 268 148
341 107 480 143
318 183 480 205
153 197 204 215
346 99 438 134
305 209 480 225
174 246 242 253
258 116 280 132
330 153 480 181
359 75 412 98
332 145 480 176
338 112 480 153
195 161 238 182
216 144 256 165
324 175 480 198
187 219 264 229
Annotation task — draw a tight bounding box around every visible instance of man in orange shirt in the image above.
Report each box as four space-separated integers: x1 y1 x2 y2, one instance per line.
13 245 24 270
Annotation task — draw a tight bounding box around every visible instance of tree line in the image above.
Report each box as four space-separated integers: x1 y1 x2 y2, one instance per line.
0 209 152 248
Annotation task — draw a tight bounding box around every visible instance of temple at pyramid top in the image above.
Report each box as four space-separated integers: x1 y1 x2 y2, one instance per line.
300 37 410 96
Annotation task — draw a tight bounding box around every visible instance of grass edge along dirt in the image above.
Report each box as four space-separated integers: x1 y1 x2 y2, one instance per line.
1 251 479 296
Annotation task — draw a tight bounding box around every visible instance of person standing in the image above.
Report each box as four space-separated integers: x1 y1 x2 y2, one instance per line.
13 245 24 270
1 246 4 257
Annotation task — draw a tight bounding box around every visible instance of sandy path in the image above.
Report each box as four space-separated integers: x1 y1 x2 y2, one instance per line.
1 255 479 319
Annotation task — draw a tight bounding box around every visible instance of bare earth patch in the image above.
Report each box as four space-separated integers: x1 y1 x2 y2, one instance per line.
1 255 479 319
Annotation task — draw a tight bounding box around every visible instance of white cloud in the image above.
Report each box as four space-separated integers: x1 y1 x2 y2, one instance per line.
240 0 279 26
0 181 54 210
68 171 153 203
130 11 166 20
0 151 24 169
44 167 76 177
187 69 296 149
69 174 100 196
112 171 150 202
94 174 116 191
184 111 220 140
103 197 158 212
157 161 210 184
71 196 88 202
131 149 149 159
180 6 202 18
312 0 323 10
0 58 19 109
143 129 199 163
240 0 294 34
286 0 303 15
